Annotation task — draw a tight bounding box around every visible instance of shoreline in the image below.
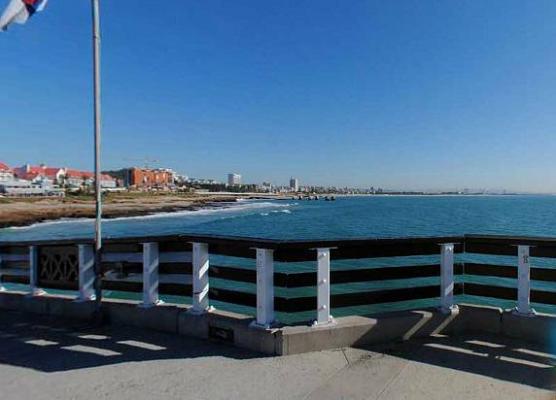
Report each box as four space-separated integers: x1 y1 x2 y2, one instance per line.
0 194 275 230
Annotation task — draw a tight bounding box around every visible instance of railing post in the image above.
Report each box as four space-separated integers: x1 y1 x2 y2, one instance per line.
440 243 458 313
140 242 161 307
513 245 536 317
251 248 275 329
313 248 335 326
76 244 96 302
189 242 212 314
28 246 45 296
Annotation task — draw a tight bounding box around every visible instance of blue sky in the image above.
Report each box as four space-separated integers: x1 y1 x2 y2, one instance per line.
2 1 556 192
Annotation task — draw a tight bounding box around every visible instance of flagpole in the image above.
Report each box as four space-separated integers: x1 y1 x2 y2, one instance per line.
92 0 103 314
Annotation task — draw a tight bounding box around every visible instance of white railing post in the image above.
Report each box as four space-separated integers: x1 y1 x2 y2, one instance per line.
313 248 335 326
28 246 45 296
440 243 458 313
140 242 161 307
189 242 212 314
76 244 96 302
514 245 536 317
251 248 275 329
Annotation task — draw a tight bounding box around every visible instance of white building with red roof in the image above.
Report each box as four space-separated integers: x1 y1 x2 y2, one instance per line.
10 164 117 190
13 164 65 184
64 169 116 189
0 162 14 181
64 169 93 188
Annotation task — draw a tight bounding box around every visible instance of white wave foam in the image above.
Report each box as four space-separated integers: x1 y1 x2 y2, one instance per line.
270 209 292 214
6 217 93 231
110 201 295 222
3 200 296 231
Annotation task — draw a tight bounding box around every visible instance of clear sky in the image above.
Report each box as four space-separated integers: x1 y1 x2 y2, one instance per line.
2 1 556 192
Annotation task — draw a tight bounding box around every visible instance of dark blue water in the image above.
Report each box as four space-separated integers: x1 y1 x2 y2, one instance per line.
2 195 556 242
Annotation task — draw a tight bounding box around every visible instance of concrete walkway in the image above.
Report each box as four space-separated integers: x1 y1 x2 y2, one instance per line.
0 310 554 400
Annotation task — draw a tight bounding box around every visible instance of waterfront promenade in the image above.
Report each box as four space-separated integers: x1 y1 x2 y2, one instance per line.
0 310 553 400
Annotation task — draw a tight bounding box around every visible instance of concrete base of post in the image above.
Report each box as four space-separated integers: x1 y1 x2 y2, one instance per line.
187 305 215 315
249 319 279 330
74 295 96 303
138 299 164 309
312 315 336 328
440 304 459 315
511 307 537 318
26 289 46 298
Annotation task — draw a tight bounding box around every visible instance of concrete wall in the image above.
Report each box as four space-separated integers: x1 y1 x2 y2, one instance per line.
0 292 554 356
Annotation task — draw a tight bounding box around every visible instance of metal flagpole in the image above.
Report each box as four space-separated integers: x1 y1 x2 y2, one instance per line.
91 0 103 316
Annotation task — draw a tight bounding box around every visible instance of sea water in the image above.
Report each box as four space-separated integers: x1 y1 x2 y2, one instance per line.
3 195 556 241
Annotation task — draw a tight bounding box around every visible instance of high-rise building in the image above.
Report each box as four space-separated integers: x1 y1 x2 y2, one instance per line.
228 173 242 186
290 177 299 192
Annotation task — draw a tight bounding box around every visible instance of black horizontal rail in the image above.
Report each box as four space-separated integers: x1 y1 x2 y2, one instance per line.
4 234 556 261
209 287 256 307
279 264 464 288
464 283 517 301
464 234 556 257
331 284 463 309
37 280 78 291
463 263 556 282
1 234 465 261
6 233 556 261
102 280 194 297
0 261 29 269
102 280 142 293
97 262 461 288
0 246 28 255
464 263 517 279
101 262 189 275
277 284 464 312
1 274 29 285
464 283 556 306
210 265 256 284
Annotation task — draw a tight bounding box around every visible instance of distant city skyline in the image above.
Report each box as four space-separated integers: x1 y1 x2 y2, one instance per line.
0 158 553 194
3 1 556 192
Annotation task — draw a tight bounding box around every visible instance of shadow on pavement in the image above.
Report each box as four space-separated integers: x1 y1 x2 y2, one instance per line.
0 310 263 373
360 333 556 391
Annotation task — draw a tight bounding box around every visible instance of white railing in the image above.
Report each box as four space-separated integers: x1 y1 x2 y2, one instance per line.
0 238 544 327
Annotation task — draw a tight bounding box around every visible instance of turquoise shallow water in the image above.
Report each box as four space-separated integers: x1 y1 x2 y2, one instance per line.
2 195 556 321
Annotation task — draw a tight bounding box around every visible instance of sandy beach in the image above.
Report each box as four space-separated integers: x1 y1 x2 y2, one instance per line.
0 193 265 229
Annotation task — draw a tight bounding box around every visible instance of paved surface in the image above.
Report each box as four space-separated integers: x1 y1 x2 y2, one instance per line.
0 310 554 400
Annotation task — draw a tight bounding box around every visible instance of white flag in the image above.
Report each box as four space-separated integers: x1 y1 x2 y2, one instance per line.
0 0 48 31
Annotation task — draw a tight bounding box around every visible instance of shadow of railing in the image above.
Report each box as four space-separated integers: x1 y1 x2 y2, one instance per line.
360 333 556 391
0 310 263 373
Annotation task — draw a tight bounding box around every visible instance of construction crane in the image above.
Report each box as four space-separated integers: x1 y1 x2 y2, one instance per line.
123 157 160 169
